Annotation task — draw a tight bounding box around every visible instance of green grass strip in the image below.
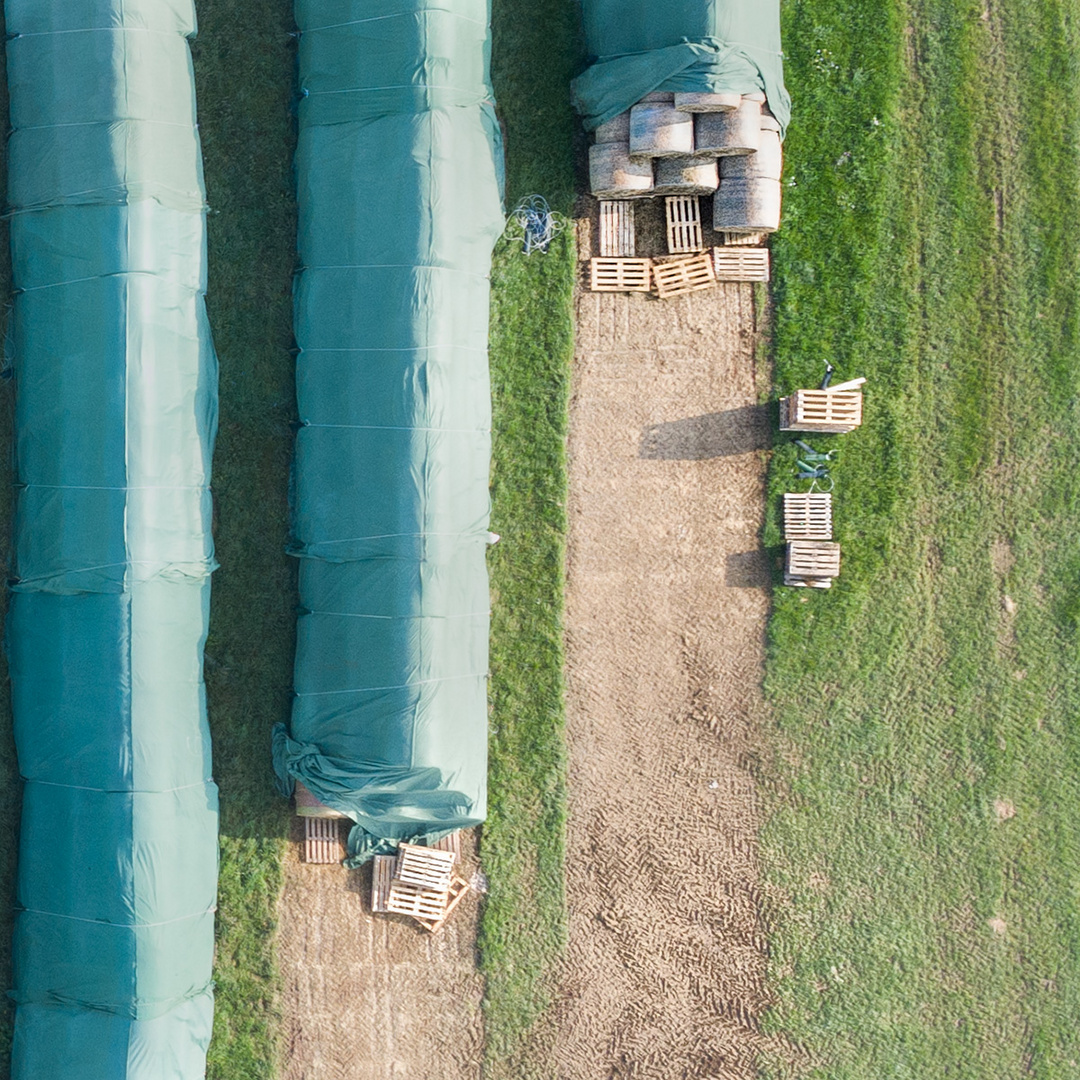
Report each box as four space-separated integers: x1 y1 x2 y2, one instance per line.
480 1 581 1076
192 5 297 1077
762 0 1080 1076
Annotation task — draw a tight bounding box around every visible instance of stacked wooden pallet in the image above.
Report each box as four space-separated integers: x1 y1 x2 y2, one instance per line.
785 540 842 589
779 379 865 433
590 195 771 295
370 841 471 933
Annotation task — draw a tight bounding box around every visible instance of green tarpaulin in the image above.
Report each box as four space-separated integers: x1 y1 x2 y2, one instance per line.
5 2 219 1076
273 0 505 862
572 0 791 135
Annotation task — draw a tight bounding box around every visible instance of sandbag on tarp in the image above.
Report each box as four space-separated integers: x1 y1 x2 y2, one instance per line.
572 0 791 135
4 2 219 1077
273 0 504 863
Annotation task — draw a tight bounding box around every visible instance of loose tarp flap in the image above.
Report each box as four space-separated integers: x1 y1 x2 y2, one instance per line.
281 0 503 862
571 0 791 135
5 2 218 1076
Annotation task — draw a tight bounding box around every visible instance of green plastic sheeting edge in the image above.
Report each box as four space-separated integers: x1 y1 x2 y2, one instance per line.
4 2 219 1077
571 0 791 135
273 0 505 864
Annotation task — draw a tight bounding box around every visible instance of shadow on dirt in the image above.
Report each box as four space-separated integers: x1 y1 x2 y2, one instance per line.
639 404 772 460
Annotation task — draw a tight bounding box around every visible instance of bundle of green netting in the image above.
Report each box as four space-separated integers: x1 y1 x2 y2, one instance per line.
273 0 505 862
5 2 219 1076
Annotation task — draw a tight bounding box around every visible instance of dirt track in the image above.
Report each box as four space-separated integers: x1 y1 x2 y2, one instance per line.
277 824 484 1080
552 222 778 1079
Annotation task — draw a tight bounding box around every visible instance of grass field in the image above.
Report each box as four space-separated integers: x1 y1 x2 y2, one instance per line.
479 1 580 1075
762 0 1080 1076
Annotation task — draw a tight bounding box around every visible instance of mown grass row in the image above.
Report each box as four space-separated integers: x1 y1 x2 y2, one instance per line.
762 0 1080 1076
191 4 297 1076
480 1 581 1076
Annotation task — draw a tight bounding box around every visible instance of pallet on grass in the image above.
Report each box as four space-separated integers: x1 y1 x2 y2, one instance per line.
303 817 345 864
598 200 635 257
396 842 456 892
414 876 472 934
713 246 770 282
785 540 841 588
665 195 704 253
783 492 833 541
589 256 652 292
371 854 396 913
779 388 863 433
652 252 716 299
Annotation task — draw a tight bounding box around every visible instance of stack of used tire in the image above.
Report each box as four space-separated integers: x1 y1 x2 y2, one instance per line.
587 89 783 234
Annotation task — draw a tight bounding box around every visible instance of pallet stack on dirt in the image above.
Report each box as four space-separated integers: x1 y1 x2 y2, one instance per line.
588 91 783 234
303 817 347 864
371 842 471 933
589 193 771 298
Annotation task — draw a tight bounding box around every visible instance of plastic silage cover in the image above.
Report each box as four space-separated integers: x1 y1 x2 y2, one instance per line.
572 0 791 134
273 0 504 863
5 2 218 1077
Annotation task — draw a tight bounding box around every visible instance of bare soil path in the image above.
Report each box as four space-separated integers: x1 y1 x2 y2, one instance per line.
553 233 777 1079
277 825 484 1080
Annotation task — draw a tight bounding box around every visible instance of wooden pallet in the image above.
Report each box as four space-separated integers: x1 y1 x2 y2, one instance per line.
652 252 716 299
665 195 704 253
396 842 456 892
303 817 345 864
779 389 863 433
295 780 348 819
720 231 767 246
385 879 450 920
589 257 652 292
371 840 471 931
783 492 833 541
431 831 463 859
713 246 770 282
414 876 472 934
785 540 841 587
371 854 396 913
598 200 635 257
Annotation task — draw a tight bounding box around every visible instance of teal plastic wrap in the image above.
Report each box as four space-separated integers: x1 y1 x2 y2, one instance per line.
572 0 791 134
5 2 218 1076
274 0 504 863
